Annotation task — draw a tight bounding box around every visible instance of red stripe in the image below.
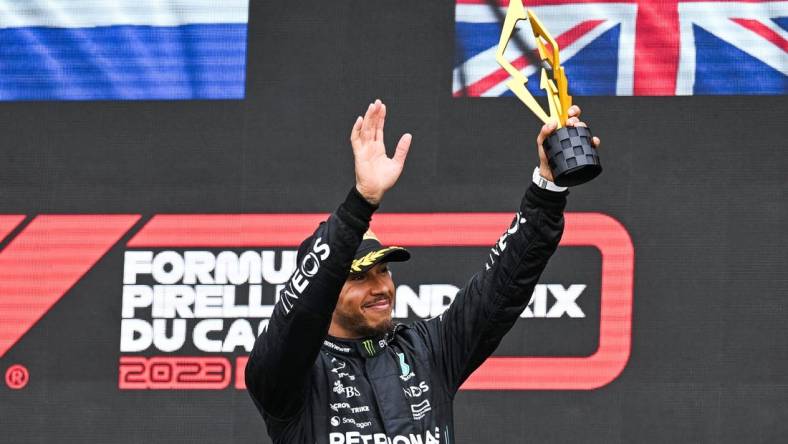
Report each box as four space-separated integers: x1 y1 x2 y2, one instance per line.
455 20 605 97
633 0 680 95
732 18 788 53
455 54 529 98
129 212 631 248
130 213 515 247
236 356 249 389
127 214 327 247
0 215 25 243
0 215 139 358
374 213 514 246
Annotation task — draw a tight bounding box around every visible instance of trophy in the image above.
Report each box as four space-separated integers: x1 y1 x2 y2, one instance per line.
496 0 601 186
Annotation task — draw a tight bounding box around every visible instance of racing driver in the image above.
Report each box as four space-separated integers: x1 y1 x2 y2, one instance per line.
246 99 600 443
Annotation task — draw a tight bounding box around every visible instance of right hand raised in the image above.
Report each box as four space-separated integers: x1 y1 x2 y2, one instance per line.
350 99 412 205
535 105 601 182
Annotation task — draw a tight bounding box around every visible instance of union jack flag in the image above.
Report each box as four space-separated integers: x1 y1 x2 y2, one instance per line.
454 0 788 96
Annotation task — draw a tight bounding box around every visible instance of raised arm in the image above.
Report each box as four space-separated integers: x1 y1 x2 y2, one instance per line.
245 100 412 420
424 105 600 393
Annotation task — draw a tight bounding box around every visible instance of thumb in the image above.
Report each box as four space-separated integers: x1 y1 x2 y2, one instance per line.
392 133 412 165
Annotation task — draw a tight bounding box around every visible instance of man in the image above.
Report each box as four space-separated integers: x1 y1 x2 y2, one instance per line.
246 99 600 443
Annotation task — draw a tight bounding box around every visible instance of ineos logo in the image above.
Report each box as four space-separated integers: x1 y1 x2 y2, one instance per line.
301 252 321 277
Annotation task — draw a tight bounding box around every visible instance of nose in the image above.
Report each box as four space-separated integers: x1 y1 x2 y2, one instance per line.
369 270 392 295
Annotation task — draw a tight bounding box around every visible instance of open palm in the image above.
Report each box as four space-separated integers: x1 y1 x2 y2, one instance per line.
350 100 412 205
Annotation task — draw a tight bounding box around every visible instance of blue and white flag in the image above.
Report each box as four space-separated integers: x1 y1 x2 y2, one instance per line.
0 0 249 100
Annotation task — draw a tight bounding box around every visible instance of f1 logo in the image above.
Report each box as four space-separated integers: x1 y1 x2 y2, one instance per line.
128 211 633 390
0 215 140 359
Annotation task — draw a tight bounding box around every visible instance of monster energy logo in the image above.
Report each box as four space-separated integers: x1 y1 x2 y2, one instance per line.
362 340 375 356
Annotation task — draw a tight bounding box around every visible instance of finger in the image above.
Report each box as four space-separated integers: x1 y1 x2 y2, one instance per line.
536 124 548 146
575 120 587 128
360 102 375 140
566 116 580 127
392 133 412 165
350 116 363 147
369 100 382 141
567 105 581 118
536 121 557 146
592 136 601 148
376 103 386 142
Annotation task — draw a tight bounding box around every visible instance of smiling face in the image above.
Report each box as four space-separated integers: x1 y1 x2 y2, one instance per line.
329 262 396 339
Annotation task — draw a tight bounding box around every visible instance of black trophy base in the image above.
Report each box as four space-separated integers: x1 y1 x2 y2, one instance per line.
545 125 602 187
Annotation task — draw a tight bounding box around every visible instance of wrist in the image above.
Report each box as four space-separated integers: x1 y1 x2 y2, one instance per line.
342 186 378 224
539 164 553 182
532 166 567 192
355 184 382 206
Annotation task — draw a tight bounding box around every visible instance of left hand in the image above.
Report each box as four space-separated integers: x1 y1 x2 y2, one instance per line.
350 99 412 205
535 105 601 182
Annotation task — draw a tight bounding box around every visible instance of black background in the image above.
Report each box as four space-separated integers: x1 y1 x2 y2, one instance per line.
1 0 787 442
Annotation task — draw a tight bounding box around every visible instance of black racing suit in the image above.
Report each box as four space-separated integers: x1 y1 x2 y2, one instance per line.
246 184 567 443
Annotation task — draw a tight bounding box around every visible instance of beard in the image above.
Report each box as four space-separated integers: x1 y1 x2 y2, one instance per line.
332 307 393 338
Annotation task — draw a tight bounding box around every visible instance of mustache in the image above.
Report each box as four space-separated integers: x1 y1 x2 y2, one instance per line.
361 294 392 308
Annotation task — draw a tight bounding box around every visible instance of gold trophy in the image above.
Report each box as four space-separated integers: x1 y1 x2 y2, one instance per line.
497 0 601 186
